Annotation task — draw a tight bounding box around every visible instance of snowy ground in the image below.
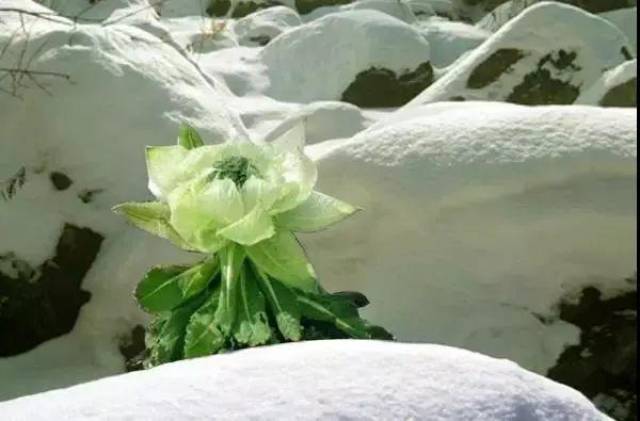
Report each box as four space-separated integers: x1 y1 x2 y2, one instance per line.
0 0 636 418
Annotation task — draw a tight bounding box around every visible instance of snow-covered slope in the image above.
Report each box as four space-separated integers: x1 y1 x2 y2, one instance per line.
409 2 634 106
305 102 636 374
0 340 612 420
576 59 637 106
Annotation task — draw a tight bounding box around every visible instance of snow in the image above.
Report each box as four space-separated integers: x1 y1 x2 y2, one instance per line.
600 7 638 53
304 102 636 374
576 59 637 105
0 0 637 410
0 340 612 420
260 10 432 102
409 2 634 105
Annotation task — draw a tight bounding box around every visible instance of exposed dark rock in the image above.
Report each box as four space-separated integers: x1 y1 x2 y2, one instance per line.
507 50 581 105
295 0 353 15
547 275 637 421
621 47 634 61
0 224 104 356
248 35 272 46
207 0 283 18
467 48 525 89
78 188 104 204
49 172 73 191
341 62 434 108
119 324 147 372
600 78 637 107
449 96 467 101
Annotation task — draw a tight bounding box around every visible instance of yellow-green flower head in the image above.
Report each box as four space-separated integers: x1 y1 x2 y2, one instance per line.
114 124 358 291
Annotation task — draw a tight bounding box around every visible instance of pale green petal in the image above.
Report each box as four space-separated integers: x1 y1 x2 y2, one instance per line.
217 205 275 245
112 201 195 251
241 176 280 211
168 179 243 252
145 146 189 199
270 150 317 214
275 191 359 232
245 230 318 292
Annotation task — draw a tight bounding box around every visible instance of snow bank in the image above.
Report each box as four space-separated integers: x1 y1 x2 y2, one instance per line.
233 6 302 46
600 7 638 53
409 2 634 105
304 102 636 374
260 10 432 102
418 18 490 68
0 340 611 420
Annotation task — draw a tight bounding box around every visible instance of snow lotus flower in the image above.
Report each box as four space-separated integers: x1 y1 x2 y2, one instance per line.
113 124 357 292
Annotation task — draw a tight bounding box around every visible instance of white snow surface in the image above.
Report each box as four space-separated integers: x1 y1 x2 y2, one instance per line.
0 0 637 406
0 340 612 420
409 2 634 105
305 102 636 374
600 7 638 53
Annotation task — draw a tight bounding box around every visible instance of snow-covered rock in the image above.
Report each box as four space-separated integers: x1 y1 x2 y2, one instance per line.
600 7 638 53
304 102 636 374
577 59 637 107
0 5 246 399
233 6 302 46
0 340 612 420
260 10 433 103
409 2 634 106
418 18 490 68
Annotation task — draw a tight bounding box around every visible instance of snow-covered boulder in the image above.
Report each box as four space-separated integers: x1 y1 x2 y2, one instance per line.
303 0 418 23
0 340 612 420
0 6 246 399
260 10 433 105
600 7 638 53
233 6 302 46
304 102 636 375
577 59 637 107
418 19 490 68
409 2 634 106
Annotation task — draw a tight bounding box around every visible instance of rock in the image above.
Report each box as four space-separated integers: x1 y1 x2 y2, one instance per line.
295 0 354 14
304 102 636 376
261 10 432 103
232 6 301 47
0 340 611 420
409 2 634 106
0 5 245 399
577 60 637 107
548 276 637 421
342 62 434 107
459 0 636 23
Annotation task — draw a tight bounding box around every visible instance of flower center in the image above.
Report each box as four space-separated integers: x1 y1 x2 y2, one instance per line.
209 156 260 187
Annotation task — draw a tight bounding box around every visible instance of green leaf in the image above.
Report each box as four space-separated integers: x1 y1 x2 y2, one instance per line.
234 267 272 346
178 123 205 150
135 256 219 313
275 191 359 232
145 295 206 367
245 230 318 292
112 201 195 250
214 245 245 335
253 268 302 341
217 205 275 246
183 289 225 358
296 292 371 339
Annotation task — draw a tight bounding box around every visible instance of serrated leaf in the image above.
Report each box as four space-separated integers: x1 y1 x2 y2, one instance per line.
183 289 225 358
178 123 205 150
234 267 272 346
112 201 195 251
275 191 359 232
245 230 318 292
145 295 206 367
254 268 302 341
135 256 218 313
214 245 245 335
